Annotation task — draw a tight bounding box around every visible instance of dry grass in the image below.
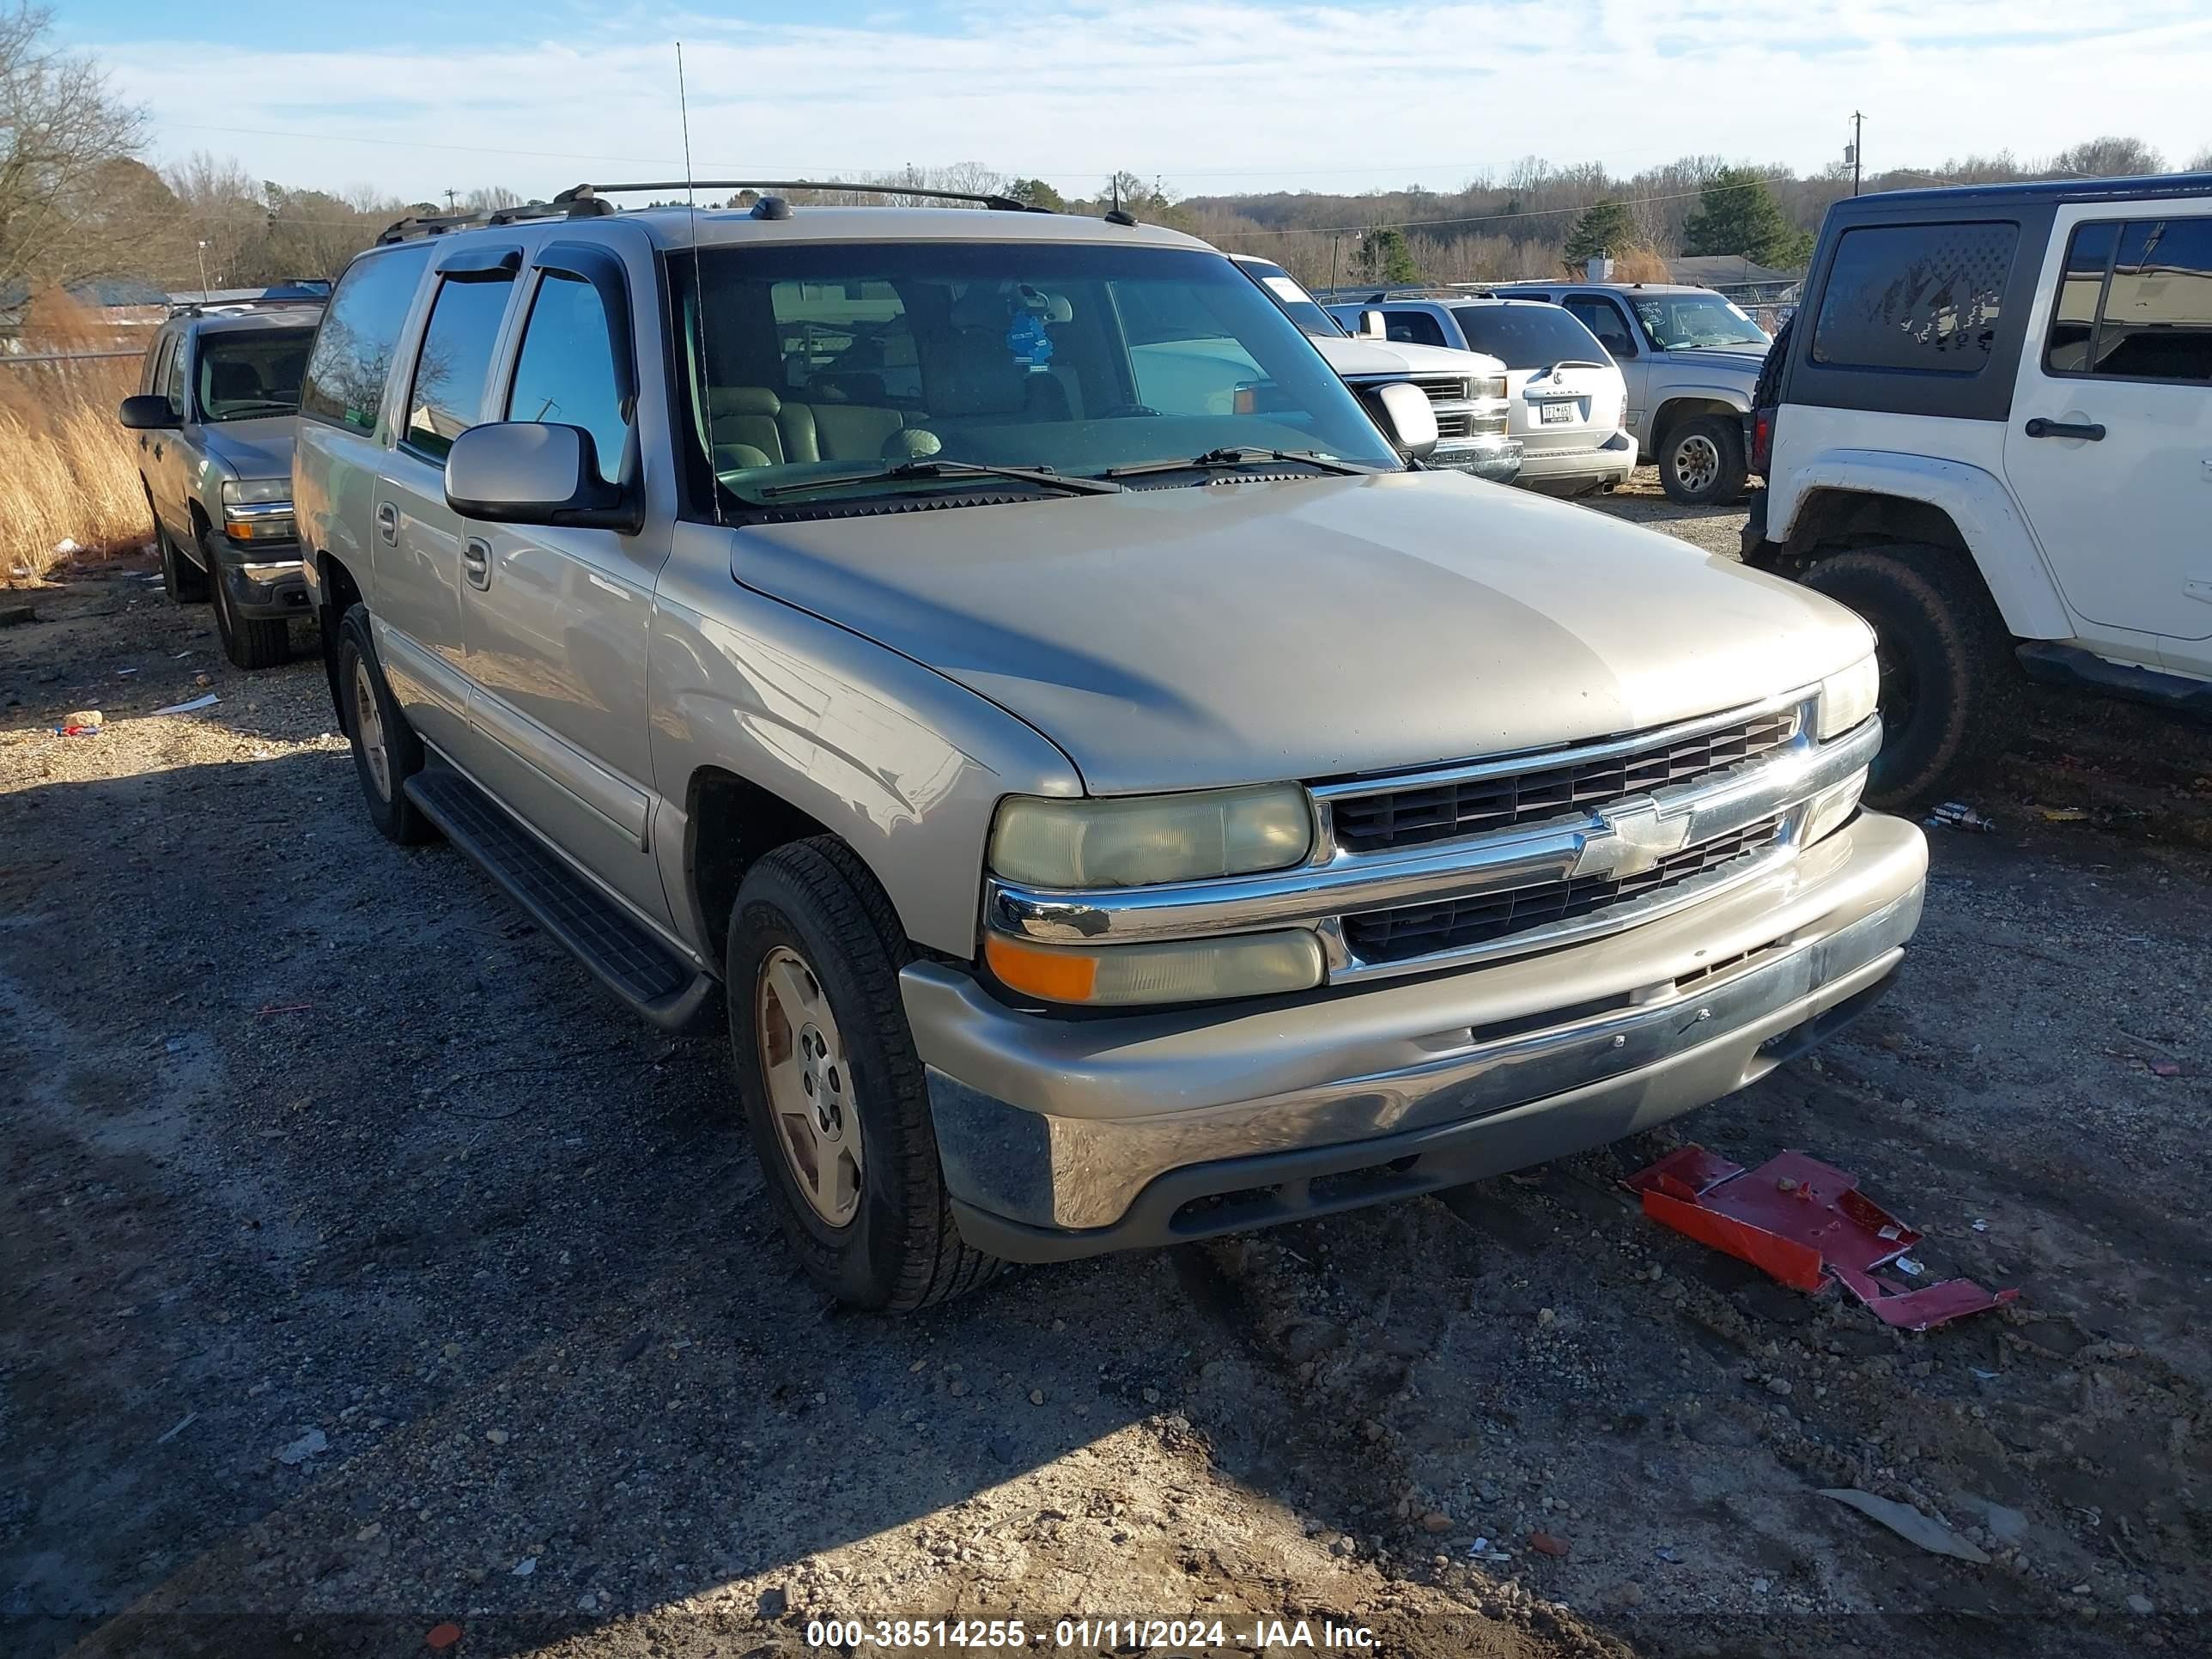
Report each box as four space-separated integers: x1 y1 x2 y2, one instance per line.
0 356 149 586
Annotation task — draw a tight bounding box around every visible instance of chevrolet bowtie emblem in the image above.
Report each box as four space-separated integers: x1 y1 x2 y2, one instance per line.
1573 798 1692 881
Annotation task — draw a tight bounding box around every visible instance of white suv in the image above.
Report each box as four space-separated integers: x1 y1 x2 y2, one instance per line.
1745 173 2212 805
1319 293 1635 494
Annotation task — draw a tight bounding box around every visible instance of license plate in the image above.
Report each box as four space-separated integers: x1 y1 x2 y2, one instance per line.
1539 401 1577 425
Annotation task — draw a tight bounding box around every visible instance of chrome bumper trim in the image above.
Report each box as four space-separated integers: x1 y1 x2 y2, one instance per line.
919 812 1927 1235
986 710 1877 983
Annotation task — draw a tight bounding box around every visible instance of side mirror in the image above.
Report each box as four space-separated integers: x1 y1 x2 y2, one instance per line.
118 394 179 430
1358 310 1388 339
1368 381 1438 461
444 422 638 532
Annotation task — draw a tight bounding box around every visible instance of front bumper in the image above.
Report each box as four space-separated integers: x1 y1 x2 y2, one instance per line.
1514 429 1638 489
214 545 310 621
904 810 1926 1260
1431 435 1522 483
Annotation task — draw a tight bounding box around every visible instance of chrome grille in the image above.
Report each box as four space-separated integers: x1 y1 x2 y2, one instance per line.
1434 409 1474 440
1412 376 1473 405
1342 817 1786 964
1329 710 1799 854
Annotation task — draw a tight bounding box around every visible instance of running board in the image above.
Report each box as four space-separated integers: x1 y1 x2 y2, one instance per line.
2015 641 2212 721
404 767 717 1032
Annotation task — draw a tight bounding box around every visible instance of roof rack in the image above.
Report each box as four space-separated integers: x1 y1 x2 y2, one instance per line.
554 179 1052 215
374 198 593 245
165 295 327 319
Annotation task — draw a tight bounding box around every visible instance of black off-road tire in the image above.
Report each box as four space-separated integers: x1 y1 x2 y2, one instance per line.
206 526 292 670
1798 544 2021 809
1659 414 1748 506
153 502 208 604
336 603 436 845
728 837 1000 1312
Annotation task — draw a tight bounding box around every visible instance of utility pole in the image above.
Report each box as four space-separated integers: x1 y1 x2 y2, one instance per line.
444 187 459 213
1849 112 1864 196
195 240 210 302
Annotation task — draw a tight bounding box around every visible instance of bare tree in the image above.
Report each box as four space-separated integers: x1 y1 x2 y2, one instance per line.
0 2 149 292
163 152 265 290
2050 137 2165 179
2189 146 2212 173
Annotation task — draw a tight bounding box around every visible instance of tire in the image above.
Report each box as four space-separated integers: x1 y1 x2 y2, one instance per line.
206 526 292 670
1798 545 2021 809
153 501 208 604
727 837 999 1312
337 603 436 845
1659 414 1748 506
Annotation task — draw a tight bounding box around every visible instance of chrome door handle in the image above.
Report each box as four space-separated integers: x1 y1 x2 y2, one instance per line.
375 501 398 543
2024 416 2106 441
462 538 491 591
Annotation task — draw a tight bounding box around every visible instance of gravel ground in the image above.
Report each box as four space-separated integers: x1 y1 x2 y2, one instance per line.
3 500 2209 1659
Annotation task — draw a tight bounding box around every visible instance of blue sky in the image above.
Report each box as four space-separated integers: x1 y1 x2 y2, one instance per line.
61 1 2212 203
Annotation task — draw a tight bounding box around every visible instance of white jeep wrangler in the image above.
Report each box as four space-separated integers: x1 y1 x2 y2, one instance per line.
1745 173 2212 805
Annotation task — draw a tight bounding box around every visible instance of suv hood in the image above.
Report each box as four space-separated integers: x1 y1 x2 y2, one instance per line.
197 416 296 483
729 472 1872 796
1310 333 1504 379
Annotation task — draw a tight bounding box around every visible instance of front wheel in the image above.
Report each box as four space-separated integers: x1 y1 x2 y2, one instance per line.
727 838 999 1311
207 532 293 670
1659 415 1747 506
1797 546 2021 808
154 506 207 604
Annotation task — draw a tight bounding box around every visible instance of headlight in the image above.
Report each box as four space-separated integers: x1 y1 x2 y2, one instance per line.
984 929 1324 1006
989 785 1314 889
222 477 295 542
1817 654 1880 741
1474 373 1507 400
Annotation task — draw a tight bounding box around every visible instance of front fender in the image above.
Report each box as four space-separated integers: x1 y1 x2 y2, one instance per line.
1655 384 1753 417
1770 449 2070 640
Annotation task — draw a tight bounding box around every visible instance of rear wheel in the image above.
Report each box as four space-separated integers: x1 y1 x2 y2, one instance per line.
1798 545 2021 808
728 837 999 1311
207 527 292 670
1659 414 1747 506
337 603 435 844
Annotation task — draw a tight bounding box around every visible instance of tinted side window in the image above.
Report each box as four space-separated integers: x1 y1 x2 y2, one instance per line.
404 275 514 459
155 335 187 418
507 272 629 484
2094 217 2212 381
300 244 433 432
1810 222 2018 374
1383 309 1448 348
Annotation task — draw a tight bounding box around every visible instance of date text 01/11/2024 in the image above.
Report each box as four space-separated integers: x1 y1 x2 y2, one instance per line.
803 1618 1379 1650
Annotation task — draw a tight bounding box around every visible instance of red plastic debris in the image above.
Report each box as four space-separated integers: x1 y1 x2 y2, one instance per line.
425 1623 462 1650
1625 1146 2017 1330
1529 1530 1571 1557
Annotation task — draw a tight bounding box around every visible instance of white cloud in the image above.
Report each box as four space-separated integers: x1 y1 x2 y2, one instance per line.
100 2 2212 203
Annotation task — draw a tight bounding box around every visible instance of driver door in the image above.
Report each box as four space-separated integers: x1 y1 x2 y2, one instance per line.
1565 294 1647 444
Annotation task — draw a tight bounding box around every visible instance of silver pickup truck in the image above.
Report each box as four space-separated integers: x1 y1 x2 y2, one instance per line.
297 185 1925 1310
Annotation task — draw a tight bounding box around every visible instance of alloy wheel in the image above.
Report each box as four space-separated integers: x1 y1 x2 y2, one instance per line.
755 945 862 1226
1672 433 1721 495
351 657 391 803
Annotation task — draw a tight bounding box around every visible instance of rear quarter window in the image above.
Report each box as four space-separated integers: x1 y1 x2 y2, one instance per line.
1810 222 2019 374
300 243 434 432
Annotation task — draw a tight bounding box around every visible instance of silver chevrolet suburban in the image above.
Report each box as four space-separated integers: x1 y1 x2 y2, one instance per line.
296 183 1926 1310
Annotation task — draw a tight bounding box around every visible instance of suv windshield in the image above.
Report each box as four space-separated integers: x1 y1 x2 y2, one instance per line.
1449 303 1611 369
1630 294 1771 350
196 329 310 422
1237 259 1348 338
674 242 1396 509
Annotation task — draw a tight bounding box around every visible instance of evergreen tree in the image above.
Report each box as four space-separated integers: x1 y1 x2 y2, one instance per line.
1563 199 1637 265
1354 227 1420 285
1681 168 1813 268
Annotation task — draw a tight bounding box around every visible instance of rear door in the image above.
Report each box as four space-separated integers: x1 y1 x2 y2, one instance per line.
460 242 672 923
1563 293 1648 442
2003 204 2212 661
374 246 518 757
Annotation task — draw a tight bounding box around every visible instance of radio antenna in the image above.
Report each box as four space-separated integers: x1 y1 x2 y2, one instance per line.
676 41 725 525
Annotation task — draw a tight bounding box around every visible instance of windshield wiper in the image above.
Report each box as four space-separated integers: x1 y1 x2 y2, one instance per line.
755 459 1121 501
1100 447 1377 482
